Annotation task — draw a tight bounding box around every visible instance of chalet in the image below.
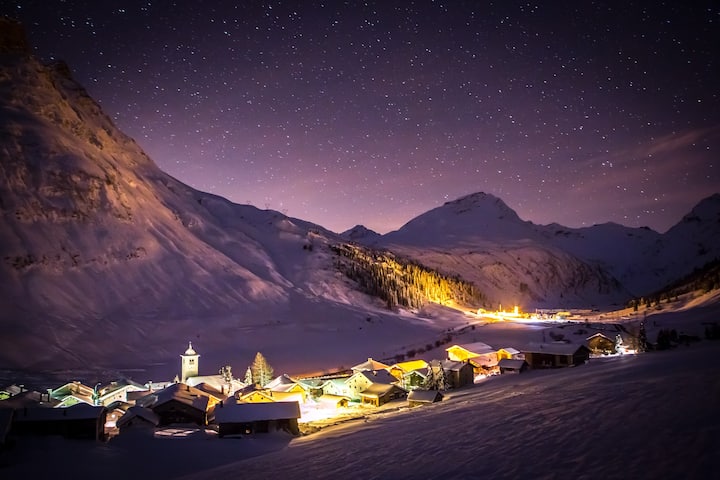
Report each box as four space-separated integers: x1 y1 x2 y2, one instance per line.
214 400 301 436
351 357 391 373
497 358 528 374
0 389 58 408
387 359 429 381
238 390 277 403
426 360 474 390
446 342 498 367
322 369 397 401
95 380 148 406
407 390 443 407
115 406 160 433
523 343 591 369
50 381 95 406
359 384 407 407
144 383 215 426
11 403 107 440
586 332 617 355
316 394 350 409
401 369 428 391
266 374 310 403
497 347 523 360
186 375 245 396
439 360 475 389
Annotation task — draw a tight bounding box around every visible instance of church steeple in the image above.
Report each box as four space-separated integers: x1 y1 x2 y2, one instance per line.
180 341 200 383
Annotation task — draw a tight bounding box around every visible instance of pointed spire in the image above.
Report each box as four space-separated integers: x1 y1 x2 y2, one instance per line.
184 341 197 356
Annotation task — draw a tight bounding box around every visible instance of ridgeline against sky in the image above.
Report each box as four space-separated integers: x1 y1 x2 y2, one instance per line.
1 1 718 233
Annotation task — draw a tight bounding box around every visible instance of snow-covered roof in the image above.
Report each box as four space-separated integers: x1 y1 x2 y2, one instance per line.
359 383 405 398
317 394 350 405
151 383 211 412
214 401 300 423
437 360 470 371
390 359 429 372
351 357 391 372
264 374 298 389
499 347 521 355
447 342 495 355
116 406 160 428
498 359 527 370
407 390 443 403
12 403 105 421
524 343 589 356
358 369 397 385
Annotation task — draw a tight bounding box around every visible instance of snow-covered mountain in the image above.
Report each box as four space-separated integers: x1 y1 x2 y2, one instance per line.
0 20 442 375
339 224 381 244
378 192 720 306
1 18 718 378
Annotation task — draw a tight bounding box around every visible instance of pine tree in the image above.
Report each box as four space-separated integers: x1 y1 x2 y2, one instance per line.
244 366 253 385
250 352 274 387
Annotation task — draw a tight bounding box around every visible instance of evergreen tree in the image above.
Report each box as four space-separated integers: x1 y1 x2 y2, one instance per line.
250 352 274 387
244 366 253 385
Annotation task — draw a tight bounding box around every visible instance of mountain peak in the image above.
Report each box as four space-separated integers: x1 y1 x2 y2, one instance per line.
340 224 381 244
442 192 520 221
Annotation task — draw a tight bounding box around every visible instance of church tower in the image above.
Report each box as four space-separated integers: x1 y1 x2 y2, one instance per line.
180 342 200 383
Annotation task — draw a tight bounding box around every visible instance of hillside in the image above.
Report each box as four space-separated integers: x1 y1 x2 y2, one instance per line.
0 20 447 376
1 18 718 378
378 192 720 304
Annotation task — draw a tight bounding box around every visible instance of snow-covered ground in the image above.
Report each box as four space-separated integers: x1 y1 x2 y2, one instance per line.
3 339 718 479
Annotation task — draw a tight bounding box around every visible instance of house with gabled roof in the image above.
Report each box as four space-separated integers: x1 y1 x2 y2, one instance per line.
95 379 148 407
10 403 107 440
116 405 160 433
446 342 498 367
359 383 407 407
143 383 215 426
50 381 96 406
214 399 301 436
523 343 591 368
586 332 617 355
407 390 443 407
387 359 429 381
322 369 397 401
498 358 528 374
436 360 474 389
351 357 391 373
238 390 277 403
316 394 351 409
497 347 522 360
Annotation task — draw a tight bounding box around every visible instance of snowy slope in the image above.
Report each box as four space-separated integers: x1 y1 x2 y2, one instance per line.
0 24 445 375
379 193 631 308
3 339 718 479
379 192 720 305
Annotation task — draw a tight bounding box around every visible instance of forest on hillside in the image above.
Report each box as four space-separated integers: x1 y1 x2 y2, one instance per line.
331 243 486 310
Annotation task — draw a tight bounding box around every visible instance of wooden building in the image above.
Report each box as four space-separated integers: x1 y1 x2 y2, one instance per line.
214 400 301 436
523 343 591 369
407 390 443 407
359 384 407 407
586 333 617 355
145 383 214 426
10 403 107 440
497 358 528 374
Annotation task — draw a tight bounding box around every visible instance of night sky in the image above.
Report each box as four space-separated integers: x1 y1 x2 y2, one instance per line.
3 1 718 234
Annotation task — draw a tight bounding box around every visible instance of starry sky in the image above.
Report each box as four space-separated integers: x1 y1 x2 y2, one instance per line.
3 1 719 234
